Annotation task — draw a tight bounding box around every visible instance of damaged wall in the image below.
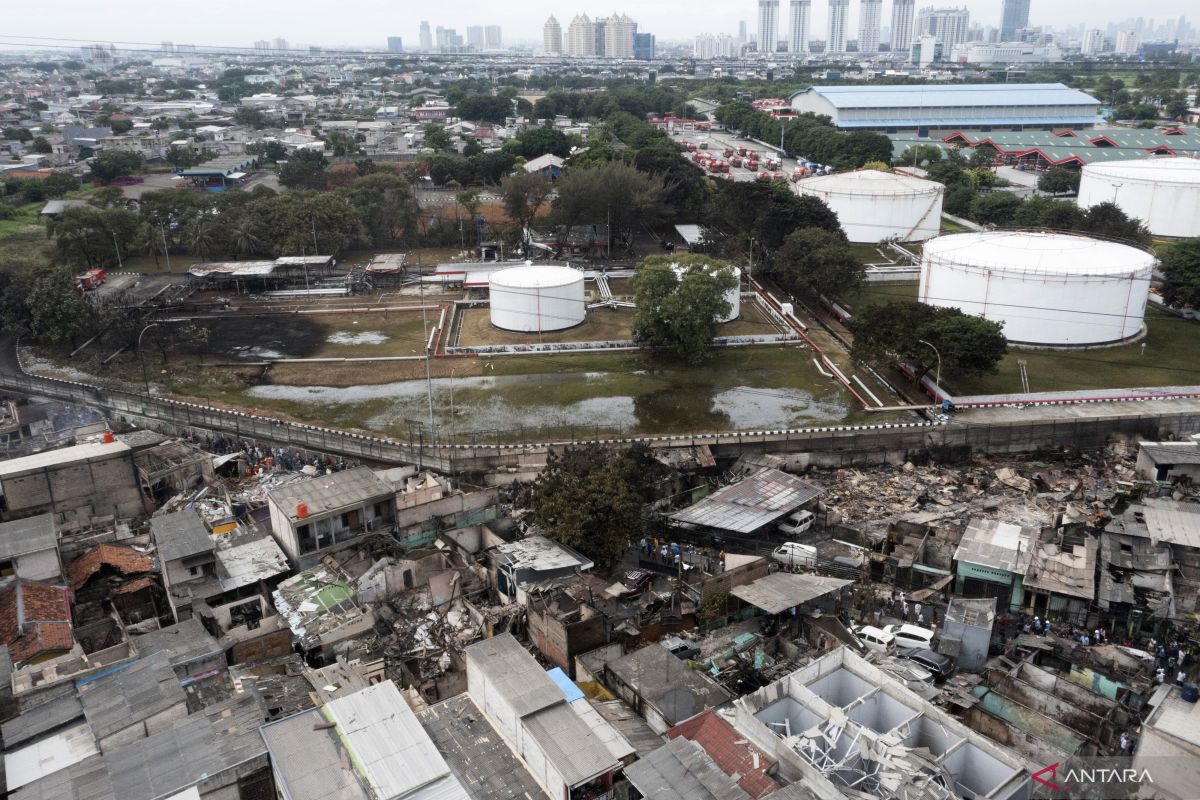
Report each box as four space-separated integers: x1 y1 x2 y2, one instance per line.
527 594 606 679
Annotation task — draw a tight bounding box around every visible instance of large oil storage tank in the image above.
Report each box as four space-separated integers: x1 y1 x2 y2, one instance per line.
489 264 585 332
793 169 944 243
919 231 1155 346
1077 157 1200 238
672 263 742 322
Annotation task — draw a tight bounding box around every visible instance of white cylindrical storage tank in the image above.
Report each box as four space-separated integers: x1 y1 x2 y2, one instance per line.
919 231 1155 346
672 264 741 322
794 169 945 243
488 265 585 332
1077 157 1200 238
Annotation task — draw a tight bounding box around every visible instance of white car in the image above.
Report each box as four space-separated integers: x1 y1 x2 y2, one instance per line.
771 542 818 569
884 623 936 650
853 625 896 656
777 509 815 536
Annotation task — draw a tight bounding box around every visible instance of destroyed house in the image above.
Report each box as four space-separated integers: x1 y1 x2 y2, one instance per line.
604 642 733 735
151 509 216 622
0 579 73 666
464 633 624 800
733 647 1031 800
0 440 145 521
526 582 606 678
953 518 1036 611
0 514 61 581
670 468 822 538
491 535 594 603
261 680 471 800
1098 518 1174 621
266 466 395 567
1022 533 1098 619
1124 498 1200 613
666 708 781 798
624 737 757 800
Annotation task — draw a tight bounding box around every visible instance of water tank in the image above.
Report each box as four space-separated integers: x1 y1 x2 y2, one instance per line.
919 231 1156 346
1077 157 1200 238
488 265 586 332
794 169 945 243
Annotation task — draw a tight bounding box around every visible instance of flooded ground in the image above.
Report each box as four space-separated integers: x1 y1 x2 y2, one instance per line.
245 348 908 440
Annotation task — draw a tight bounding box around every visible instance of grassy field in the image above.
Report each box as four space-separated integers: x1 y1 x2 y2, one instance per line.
457 306 636 346
940 217 972 234
201 311 433 360
960 307 1200 395
843 281 919 315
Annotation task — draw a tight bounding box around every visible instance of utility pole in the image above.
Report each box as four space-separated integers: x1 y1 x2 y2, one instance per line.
159 223 171 272
112 230 123 269
917 339 942 403
419 272 434 429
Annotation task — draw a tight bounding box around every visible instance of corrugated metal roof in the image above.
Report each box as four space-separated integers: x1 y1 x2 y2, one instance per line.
624 737 753 800
267 466 393 522
0 514 57 559
793 83 1099 110
953 518 1036 574
670 469 821 534
3 721 97 791
1139 498 1200 550
150 509 213 563
0 440 129 478
729 572 852 615
463 634 563 718
522 703 620 788
260 708 366 800
1140 442 1200 467
0 692 84 749
1024 537 1098 600
493 535 594 574
78 651 186 741
606 644 732 727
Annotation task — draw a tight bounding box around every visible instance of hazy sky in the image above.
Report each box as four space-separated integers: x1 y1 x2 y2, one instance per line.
1 0 1191 50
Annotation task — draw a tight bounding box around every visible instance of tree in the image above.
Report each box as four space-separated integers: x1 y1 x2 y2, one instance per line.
1161 237 1200 309
632 255 739 365
88 150 143 183
339 172 419 245
3 127 32 142
422 124 453 152
774 228 864 301
969 192 1023 226
41 172 81 199
848 301 1007 384
455 94 513 125
24 269 92 347
1038 168 1081 195
524 444 668 569
943 184 975 216
323 130 360 157
709 181 842 254
552 162 668 253
278 149 328 190
899 145 943 167
1081 201 1151 245
262 140 287 162
30 136 51 154
507 126 572 159
500 171 553 233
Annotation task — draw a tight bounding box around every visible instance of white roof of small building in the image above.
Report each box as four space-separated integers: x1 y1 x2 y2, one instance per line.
954 518 1036 574
522 153 564 172
3 722 98 792
0 440 129 478
493 535 594 574
670 468 821 534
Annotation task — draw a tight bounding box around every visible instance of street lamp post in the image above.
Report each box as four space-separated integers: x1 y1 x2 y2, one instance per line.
917 339 942 403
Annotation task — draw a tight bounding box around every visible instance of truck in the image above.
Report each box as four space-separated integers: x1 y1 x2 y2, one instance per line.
729 155 743 168
764 158 779 171
723 147 734 157
698 140 709 150
746 158 759 171
737 146 749 157
74 268 106 291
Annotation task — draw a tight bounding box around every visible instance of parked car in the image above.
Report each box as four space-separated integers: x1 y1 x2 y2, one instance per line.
662 635 701 661
853 624 896 656
622 569 654 593
898 647 955 681
777 509 815 536
884 623 936 651
771 542 818 569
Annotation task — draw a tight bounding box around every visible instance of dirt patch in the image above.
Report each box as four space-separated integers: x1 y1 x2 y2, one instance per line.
456 306 637 346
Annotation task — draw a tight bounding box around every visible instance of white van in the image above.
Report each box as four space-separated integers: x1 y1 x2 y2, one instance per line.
885 623 936 650
771 542 818 569
777 509 815 536
855 625 896 656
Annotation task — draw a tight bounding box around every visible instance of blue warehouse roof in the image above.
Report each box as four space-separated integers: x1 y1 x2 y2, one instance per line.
790 83 1100 110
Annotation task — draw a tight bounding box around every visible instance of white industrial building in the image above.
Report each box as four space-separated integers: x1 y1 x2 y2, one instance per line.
489 264 586 332
793 169 944 242
788 83 1100 132
920 231 1155 346
1077 157 1200 238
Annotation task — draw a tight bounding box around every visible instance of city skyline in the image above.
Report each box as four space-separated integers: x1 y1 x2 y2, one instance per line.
2 0 1193 49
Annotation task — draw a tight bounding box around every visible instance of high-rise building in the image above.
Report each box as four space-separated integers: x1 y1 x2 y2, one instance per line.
544 16 563 54
827 0 849 53
891 0 915 50
253 40 271 55
161 41 175 54
911 33 941 64
858 0 882 52
999 0 1031 42
605 14 638 59
467 26 485 49
593 17 607 56
695 33 740 58
387 36 403 53
633 32 654 60
566 14 596 57
739 20 748 42
485 26 503 48
272 37 288 51
419 22 433 50
914 7 970 51
1080 28 1107 55
788 0 811 52
1115 30 1139 55
758 0 780 53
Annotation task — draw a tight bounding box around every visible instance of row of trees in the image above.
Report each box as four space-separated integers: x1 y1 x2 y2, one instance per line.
714 102 893 169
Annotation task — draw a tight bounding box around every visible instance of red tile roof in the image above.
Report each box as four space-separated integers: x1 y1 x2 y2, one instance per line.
68 543 154 590
667 709 780 798
0 580 74 665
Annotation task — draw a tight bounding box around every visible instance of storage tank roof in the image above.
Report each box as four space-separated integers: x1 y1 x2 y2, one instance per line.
795 169 942 196
924 231 1156 276
489 265 582 289
1082 156 1200 184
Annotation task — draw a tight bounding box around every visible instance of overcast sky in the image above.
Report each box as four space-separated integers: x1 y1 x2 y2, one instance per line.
2 0 1191 51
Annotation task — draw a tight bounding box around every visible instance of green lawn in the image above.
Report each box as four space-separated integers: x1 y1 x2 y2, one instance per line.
843 281 918 315
959 307 1200 395
940 217 971 234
